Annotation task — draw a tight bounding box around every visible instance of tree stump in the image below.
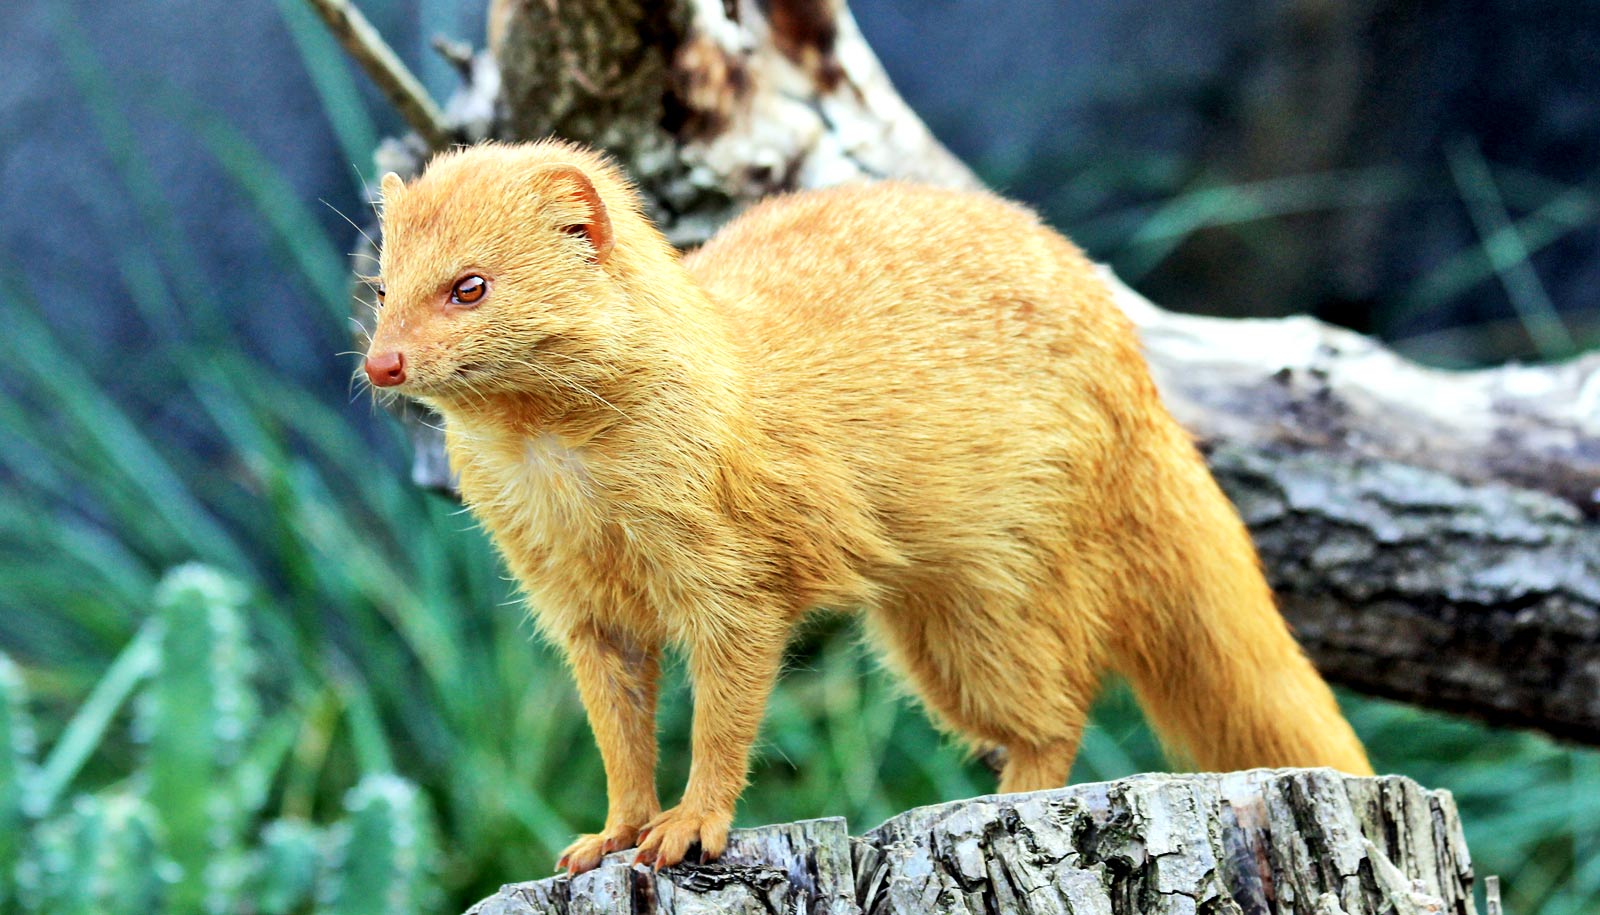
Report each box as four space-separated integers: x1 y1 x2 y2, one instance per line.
465 769 1476 915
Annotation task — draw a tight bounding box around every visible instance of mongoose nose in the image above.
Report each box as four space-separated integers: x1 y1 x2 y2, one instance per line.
364 351 407 387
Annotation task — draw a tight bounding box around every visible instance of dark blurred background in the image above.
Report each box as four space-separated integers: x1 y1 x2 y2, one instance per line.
2 2 1598 914
6 0 1597 382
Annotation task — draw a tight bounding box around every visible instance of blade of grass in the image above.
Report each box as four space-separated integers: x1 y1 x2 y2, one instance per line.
289 465 464 691
30 619 161 817
1404 173 1600 321
1073 722 1143 782
1572 750 1600 899
0 281 251 573
63 183 186 342
281 687 341 820
0 502 154 613
270 0 381 186
234 705 306 822
328 650 396 774
1444 139 1577 357
821 637 881 814
1414 175 1600 315
0 569 132 661
139 86 354 321
47 8 218 337
1113 165 1410 279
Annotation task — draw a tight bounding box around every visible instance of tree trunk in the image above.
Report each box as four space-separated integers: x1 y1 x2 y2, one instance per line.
464 769 1477 915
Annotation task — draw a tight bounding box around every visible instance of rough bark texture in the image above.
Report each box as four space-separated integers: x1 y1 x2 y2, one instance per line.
1106 273 1600 516
1216 443 1599 743
1103 272 1600 744
342 0 1600 743
464 770 1476 915
470 0 974 245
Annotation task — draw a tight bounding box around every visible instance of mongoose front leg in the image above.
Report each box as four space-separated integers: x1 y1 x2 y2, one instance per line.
633 617 786 870
555 621 662 875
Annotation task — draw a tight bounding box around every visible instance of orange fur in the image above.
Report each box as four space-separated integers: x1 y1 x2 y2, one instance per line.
364 140 1372 873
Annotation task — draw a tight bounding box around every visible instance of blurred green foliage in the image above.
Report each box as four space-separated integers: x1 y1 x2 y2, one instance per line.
0 569 436 915
0 6 1597 915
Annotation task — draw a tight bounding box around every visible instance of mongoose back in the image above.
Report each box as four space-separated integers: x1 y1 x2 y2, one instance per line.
362 139 1371 874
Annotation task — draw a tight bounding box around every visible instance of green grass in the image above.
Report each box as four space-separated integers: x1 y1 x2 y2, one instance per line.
996 140 1599 366
1 12 1597 913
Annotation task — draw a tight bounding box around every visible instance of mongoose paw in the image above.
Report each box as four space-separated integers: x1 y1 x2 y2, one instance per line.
556 823 645 875
631 805 729 870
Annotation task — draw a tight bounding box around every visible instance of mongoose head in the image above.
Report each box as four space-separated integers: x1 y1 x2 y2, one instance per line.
362 141 639 408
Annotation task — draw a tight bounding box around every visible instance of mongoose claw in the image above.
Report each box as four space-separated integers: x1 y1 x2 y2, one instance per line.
631 805 729 871
557 823 644 875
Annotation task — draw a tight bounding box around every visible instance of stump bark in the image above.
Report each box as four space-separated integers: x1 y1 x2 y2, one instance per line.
465 770 1476 915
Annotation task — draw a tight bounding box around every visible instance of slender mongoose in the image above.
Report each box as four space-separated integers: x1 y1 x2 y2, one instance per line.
360 139 1371 874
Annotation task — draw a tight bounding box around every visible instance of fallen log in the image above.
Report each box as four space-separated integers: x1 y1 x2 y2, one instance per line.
1109 274 1600 744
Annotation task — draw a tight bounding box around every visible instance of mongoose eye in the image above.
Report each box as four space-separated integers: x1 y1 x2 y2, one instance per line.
375 284 386 304
451 275 487 306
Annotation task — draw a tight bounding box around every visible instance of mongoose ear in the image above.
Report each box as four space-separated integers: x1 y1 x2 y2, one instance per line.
539 165 613 265
380 171 405 203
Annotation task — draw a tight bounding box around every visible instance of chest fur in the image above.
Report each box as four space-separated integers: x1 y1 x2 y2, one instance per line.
458 431 604 545
450 426 713 637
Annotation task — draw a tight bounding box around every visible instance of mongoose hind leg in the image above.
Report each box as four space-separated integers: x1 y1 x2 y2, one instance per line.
867 586 1104 793
998 738 1079 793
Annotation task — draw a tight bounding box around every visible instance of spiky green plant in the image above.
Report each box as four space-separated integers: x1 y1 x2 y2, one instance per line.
319 775 439 915
0 564 444 915
139 566 257 914
251 819 325 915
22 793 172 915
0 652 34 909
